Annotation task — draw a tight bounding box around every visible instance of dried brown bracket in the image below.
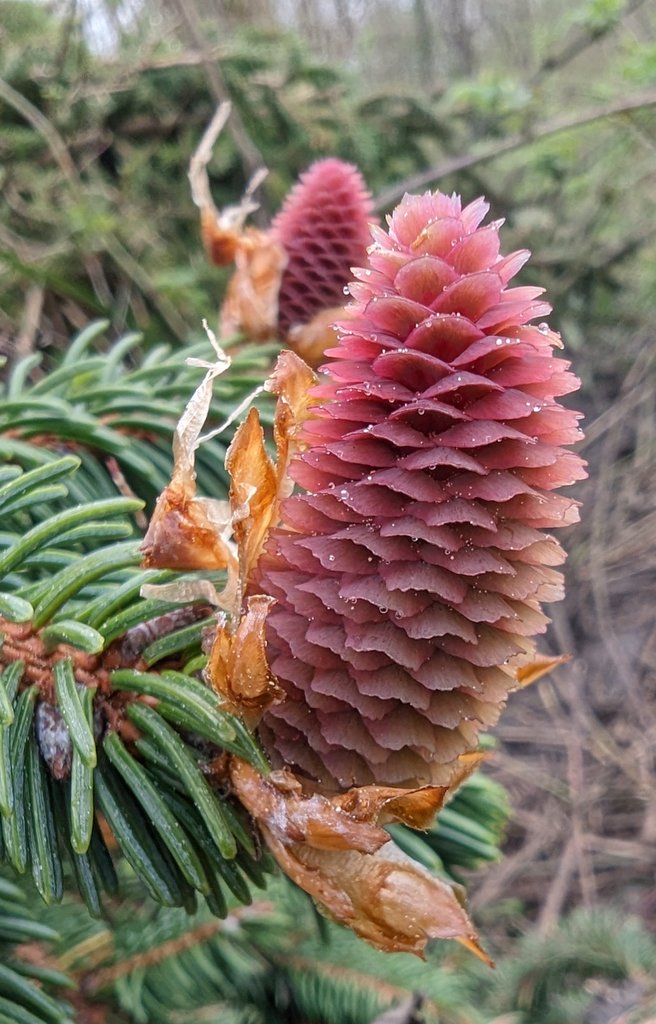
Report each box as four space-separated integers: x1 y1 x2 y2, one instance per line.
189 102 374 367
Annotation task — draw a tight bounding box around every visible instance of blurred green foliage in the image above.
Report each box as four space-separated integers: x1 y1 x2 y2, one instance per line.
2 0 654 399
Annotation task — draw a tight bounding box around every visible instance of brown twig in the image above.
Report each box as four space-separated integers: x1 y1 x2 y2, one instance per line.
375 90 656 211
0 74 190 340
529 0 650 86
0 76 112 309
536 835 578 935
172 0 266 188
0 620 107 703
81 920 223 994
79 904 272 994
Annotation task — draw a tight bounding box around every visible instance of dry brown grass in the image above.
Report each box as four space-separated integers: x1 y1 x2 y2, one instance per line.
470 328 656 938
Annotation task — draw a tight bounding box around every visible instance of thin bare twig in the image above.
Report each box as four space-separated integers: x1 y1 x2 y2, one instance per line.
0 75 112 307
173 0 267 189
530 0 650 86
104 236 189 339
0 76 78 181
375 90 656 211
0 74 193 340
79 903 272 994
536 836 578 935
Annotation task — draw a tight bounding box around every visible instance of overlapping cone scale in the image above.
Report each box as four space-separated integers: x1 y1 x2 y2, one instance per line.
255 190 586 790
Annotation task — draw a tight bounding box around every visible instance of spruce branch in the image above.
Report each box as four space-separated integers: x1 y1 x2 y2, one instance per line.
0 321 277 508
0 442 273 917
0 874 76 1023
78 902 271 996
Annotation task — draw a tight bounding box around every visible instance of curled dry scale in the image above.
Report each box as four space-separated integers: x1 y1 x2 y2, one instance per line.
143 108 585 962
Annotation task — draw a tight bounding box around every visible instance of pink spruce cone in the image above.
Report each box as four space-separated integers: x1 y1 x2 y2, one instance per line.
256 190 586 790
271 159 374 335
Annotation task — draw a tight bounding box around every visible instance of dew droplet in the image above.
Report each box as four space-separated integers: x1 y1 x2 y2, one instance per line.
328 555 335 562
537 322 549 334
343 285 350 295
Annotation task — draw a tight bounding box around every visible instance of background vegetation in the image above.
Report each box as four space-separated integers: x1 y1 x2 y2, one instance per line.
1 0 656 1020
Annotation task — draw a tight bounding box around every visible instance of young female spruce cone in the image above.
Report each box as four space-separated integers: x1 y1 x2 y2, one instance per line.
215 157 374 364
256 190 586 790
271 158 374 338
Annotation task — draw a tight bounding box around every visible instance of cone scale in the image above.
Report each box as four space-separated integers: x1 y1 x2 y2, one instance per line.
255 190 585 790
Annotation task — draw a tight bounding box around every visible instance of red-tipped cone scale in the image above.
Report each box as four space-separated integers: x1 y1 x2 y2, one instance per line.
255 190 586 790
